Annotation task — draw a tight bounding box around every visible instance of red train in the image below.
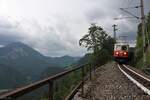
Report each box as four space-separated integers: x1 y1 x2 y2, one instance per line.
113 43 129 63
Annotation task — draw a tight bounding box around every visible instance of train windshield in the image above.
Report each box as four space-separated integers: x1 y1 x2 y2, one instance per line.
122 45 127 50
116 45 121 50
115 45 128 50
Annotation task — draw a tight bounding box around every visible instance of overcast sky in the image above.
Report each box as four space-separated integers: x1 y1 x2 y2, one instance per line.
0 0 150 57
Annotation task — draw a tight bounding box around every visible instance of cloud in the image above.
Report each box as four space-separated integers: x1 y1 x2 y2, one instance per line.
0 0 149 56
0 17 24 45
0 17 87 57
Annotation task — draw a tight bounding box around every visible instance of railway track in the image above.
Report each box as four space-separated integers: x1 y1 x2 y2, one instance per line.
118 64 150 95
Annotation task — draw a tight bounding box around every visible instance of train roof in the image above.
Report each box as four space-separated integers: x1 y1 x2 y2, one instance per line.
114 42 129 46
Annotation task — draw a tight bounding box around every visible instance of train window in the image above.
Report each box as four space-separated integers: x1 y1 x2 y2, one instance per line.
116 45 121 50
122 45 127 50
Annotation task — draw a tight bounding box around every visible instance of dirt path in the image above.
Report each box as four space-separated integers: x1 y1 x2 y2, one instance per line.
73 62 150 100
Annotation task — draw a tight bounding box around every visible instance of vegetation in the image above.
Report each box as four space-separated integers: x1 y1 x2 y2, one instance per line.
39 53 94 100
79 24 115 66
135 12 150 68
38 66 83 100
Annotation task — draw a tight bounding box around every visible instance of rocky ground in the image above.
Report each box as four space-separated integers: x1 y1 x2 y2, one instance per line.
73 62 150 100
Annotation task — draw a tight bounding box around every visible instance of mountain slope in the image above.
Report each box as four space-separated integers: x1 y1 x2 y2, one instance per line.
0 42 52 80
40 66 65 79
45 55 80 68
0 42 80 81
0 63 26 89
75 53 92 66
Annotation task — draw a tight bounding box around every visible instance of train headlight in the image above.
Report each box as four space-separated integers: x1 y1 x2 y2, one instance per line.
116 52 119 55
124 52 127 55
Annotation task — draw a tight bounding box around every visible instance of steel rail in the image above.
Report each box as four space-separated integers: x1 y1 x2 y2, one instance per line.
123 64 150 82
118 64 150 95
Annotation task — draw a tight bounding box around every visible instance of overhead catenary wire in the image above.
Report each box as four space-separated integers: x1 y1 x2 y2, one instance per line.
120 6 141 9
120 8 139 19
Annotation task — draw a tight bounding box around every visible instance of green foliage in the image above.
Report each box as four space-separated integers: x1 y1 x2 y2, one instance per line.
90 49 110 66
135 36 143 66
40 67 83 100
102 36 115 55
135 11 150 68
146 12 150 36
79 24 109 53
52 70 82 100
136 58 143 69
75 53 93 65
146 49 150 66
79 24 115 65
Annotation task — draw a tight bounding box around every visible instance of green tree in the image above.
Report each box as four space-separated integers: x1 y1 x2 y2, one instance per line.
146 12 150 32
146 12 150 42
79 24 114 65
79 24 109 53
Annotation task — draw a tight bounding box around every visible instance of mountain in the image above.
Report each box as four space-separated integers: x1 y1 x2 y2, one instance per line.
0 42 80 81
0 63 26 89
40 67 65 79
75 53 92 66
0 42 52 80
45 55 80 68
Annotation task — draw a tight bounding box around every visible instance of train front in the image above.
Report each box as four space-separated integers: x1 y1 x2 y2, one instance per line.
113 43 129 63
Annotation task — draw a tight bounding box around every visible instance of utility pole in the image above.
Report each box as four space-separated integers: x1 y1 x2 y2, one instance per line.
114 0 146 67
112 24 118 40
140 0 146 67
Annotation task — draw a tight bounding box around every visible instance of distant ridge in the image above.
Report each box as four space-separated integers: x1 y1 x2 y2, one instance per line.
0 42 81 88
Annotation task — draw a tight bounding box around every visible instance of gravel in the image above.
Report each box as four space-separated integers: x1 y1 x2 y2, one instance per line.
73 62 150 100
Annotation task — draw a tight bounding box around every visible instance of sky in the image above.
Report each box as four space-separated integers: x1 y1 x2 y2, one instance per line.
0 0 150 57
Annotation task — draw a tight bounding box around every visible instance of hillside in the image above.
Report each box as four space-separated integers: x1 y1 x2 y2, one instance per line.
0 42 81 82
0 64 26 89
45 55 80 68
40 67 65 79
0 42 53 81
75 53 92 66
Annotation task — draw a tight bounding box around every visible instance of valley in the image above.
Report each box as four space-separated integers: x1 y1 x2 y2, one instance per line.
0 42 81 89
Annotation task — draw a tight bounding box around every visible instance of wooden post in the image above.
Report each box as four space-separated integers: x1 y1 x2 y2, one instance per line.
90 65 92 81
81 66 84 95
93 65 96 74
49 80 53 100
140 0 146 68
